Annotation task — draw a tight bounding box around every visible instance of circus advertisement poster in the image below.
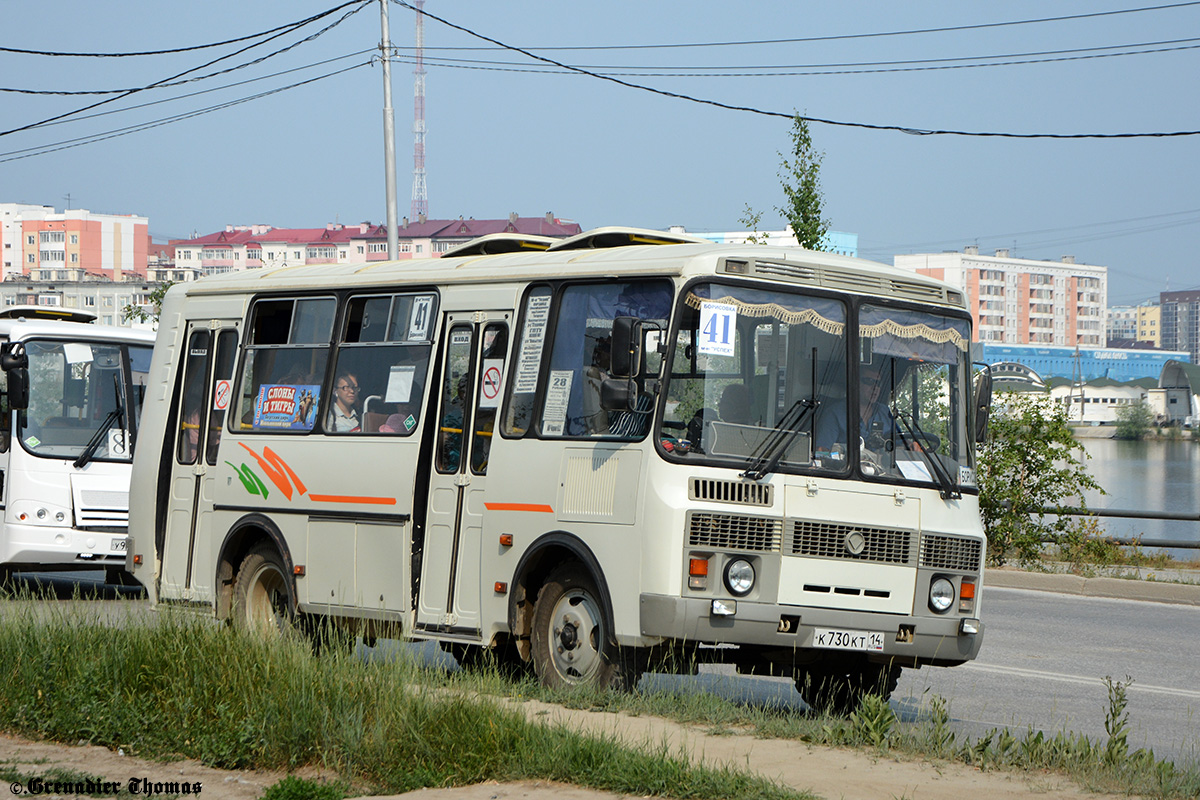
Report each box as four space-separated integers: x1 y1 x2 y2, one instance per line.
253 384 320 430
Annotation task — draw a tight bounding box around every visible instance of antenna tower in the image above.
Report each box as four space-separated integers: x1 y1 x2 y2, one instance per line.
410 0 428 219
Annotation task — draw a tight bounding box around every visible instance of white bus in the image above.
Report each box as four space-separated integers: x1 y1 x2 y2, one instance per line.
0 307 155 584
129 227 991 710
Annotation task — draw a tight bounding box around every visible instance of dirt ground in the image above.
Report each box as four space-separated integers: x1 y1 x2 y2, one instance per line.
0 696 1135 800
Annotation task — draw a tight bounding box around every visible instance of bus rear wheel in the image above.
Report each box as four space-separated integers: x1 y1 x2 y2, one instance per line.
232 544 295 636
797 660 901 716
531 563 624 691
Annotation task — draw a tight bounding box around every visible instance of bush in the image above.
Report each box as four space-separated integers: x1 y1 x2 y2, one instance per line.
1114 402 1154 440
978 391 1104 567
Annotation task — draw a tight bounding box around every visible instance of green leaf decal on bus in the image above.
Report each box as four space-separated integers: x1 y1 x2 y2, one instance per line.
225 461 269 499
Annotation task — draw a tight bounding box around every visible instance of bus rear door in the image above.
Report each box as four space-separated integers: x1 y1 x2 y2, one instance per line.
159 321 240 599
416 312 509 635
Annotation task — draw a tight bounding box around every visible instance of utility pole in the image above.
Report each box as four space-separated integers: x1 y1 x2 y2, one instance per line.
411 0 428 220
380 0 399 260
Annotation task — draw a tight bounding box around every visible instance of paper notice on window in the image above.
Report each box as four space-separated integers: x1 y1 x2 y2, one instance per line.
63 343 94 364
541 369 572 436
385 365 416 403
514 293 551 394
897 460 932 482
698 302 736 357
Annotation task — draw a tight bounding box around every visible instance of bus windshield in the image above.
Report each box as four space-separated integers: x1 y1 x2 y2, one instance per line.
657 282 975 491
17 340 152 462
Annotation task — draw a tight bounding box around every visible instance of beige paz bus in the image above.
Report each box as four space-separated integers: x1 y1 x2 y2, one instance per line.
128 227 991 711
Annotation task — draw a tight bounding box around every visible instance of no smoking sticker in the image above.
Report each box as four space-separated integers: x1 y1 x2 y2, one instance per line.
213 379 232 411
479 360 503 408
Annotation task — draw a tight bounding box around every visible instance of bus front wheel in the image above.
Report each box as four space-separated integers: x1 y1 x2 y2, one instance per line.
531 563 623 691
232 544 295 636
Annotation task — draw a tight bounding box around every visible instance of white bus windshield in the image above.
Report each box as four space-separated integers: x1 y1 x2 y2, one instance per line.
658 283 975 491
17 340 152 462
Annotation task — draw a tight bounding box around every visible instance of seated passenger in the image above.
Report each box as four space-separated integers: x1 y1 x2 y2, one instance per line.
327 372 362 432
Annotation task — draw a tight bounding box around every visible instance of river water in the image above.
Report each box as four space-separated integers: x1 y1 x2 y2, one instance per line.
1072 438 1200 558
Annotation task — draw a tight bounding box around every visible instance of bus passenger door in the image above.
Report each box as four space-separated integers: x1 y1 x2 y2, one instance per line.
159 322 240 600
417 312 509 634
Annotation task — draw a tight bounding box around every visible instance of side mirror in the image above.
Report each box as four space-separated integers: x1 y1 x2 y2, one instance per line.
6 367 29 410
599 376 636 411
972 365 992 444
610 316 641 379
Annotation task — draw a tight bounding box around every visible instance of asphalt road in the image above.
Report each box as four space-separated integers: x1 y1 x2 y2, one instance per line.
8 570 1198 767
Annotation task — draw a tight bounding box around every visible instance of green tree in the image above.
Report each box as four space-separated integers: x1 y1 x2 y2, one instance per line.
121 281 173 325
977 391 1104 567
1113 401 1154 440
739 205 768 245
776 114 830 251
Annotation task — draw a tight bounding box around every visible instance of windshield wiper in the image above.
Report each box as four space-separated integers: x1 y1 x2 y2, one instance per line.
73 374 125 469
741 398 819 481
890 406 960 500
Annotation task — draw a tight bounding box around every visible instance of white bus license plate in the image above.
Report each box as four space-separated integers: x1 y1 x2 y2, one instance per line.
111 539 128 552
813 628 885 652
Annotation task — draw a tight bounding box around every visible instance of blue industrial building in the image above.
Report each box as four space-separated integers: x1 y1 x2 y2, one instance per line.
979 343 1189 382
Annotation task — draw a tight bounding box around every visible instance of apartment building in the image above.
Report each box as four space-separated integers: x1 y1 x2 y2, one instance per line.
895 246 1107 347
1 204 148 282
1160 290 1200 363
173 213 583 275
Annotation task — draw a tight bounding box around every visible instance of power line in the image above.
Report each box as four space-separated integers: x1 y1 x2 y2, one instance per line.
378 37 1200 79
0 0 368 139
0 63 370 164
393 0 1200 139
17 51 375 130
0 7 356 58
395 2 1200 52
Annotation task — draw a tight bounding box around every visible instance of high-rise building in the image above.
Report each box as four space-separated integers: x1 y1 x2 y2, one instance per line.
1160 290 1200 362
894 247 1107 346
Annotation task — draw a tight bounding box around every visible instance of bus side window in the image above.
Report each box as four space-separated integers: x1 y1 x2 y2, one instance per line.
470 322 508 474
205 330 239 465
328 292 436 436
503 286 552 437
178 330 211 465
541 280 672 439
233 297 335 433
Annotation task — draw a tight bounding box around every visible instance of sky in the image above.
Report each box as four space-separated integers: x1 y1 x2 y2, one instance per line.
1 1 1197 306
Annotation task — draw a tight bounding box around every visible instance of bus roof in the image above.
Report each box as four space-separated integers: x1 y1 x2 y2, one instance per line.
0 315 156 345
0 305 98 323
174 227 966 311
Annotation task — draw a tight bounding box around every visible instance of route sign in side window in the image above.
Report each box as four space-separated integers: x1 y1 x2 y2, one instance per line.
233 297 335 433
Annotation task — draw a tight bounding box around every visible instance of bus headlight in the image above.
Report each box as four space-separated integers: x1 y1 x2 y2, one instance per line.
929 577 955 613
723 559 755 597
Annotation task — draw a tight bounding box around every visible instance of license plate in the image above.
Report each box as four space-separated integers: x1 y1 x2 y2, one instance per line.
813 627 885 651
110 538 128 552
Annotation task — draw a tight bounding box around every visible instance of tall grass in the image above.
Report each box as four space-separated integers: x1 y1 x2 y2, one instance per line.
0 598 805 800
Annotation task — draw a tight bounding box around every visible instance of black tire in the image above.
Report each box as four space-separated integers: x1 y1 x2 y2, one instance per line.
530 563 631 691
231 544 296 636
797 660 902 716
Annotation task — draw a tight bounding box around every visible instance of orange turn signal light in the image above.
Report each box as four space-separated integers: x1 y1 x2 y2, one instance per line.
499 534 513 547
689 558 709 576
293 565 306 576
494 582 508 594
959 580 975 599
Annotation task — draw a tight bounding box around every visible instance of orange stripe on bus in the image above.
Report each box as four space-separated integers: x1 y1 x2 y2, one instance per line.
485 502 554 513
309 494 397 506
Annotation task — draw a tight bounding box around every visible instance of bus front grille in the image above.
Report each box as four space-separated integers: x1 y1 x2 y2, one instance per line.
689 478 773 507
789 520 915 565
920 534 982 573
687 512 782 553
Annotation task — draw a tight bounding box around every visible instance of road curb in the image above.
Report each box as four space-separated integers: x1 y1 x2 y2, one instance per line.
985 568 1200 606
